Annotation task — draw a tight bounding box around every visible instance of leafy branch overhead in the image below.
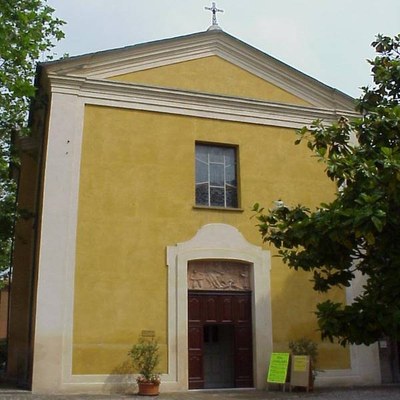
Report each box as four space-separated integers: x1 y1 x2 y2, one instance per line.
0 0 65 133
0 0 64 275
253 33 400 346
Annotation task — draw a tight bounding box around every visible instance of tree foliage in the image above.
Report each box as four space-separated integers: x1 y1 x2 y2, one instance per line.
0 0 64 277
253 34 400 346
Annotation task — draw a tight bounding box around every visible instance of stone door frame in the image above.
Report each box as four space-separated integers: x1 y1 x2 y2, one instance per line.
165 223 272 391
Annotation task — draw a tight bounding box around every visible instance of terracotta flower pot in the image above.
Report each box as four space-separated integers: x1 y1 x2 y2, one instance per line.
137 381 160 396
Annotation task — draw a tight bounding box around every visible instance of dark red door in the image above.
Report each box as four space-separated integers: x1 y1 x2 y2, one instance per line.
234 294 253 387
188 295 204 389
188 291 253 389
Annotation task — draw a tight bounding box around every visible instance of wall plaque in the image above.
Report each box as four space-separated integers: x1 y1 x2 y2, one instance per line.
188 260 250 291
141 330 155 338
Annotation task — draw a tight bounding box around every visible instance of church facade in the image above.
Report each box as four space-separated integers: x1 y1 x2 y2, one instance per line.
7 28 381 393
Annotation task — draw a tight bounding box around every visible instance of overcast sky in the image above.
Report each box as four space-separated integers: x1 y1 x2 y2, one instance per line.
46 1 400 98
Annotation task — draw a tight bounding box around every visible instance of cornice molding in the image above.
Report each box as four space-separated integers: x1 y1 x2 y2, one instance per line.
44 31 355 112
48 74 359 129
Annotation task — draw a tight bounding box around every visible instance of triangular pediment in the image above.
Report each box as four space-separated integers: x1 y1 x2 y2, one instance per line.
109 55 311 106
44 30 355 111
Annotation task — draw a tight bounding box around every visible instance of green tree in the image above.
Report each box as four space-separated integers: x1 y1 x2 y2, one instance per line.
253 34 400 346
0 0 64 279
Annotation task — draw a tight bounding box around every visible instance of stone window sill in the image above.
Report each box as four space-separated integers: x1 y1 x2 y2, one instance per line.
193 205 244 212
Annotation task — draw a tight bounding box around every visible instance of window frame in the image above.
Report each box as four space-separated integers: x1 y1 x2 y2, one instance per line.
194 141 241 210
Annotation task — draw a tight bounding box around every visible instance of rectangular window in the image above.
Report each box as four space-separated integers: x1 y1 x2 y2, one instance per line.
195 143 238 208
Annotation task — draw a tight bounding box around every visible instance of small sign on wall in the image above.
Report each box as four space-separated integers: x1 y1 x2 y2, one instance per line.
141 330 155 338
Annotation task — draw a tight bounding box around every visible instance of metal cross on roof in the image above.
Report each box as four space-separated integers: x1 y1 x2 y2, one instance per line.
205 2 224 28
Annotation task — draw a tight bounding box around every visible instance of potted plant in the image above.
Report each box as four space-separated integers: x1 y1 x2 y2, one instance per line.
128 337 161 396
289 337 319 390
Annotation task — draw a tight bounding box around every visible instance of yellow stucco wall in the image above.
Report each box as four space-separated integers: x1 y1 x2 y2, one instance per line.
110 56 311 106
73 103 349 375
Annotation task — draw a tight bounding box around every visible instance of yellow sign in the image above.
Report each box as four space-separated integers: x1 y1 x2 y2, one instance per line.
293 355 308 372
290 355 311 389
267 353 290 384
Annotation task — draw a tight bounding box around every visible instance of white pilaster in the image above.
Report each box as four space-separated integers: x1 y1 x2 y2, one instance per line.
32 92 84 392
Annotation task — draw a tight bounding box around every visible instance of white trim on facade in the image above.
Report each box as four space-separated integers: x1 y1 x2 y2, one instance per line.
312 270 381 386
45 30 354 111
316 343 381 387
165 223 273 391
47 74 358 130
32 92 85 392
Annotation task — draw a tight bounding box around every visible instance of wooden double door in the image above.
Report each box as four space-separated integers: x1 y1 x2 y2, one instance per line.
188 291 253 389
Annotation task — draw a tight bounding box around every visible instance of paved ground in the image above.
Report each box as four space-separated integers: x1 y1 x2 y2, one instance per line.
0 386 398 400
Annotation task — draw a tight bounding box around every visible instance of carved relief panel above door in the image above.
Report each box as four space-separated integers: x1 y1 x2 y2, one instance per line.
188 260 251 291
